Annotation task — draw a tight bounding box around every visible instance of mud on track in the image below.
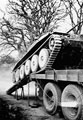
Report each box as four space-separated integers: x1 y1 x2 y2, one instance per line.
0 94 65 120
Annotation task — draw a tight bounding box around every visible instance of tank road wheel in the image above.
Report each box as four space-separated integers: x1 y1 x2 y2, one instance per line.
25 60 31 75
43 83 61 115
20 65 25 80
15 69 20 82
31 54 39 72
61 85 83 120
39 48 49 69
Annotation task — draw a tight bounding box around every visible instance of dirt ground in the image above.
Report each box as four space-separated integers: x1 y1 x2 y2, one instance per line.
0 94 65 120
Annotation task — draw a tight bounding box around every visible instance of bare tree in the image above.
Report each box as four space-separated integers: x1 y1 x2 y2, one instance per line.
0 0 66 57
7 0 65 39
0 17 27 54
62 0 83 34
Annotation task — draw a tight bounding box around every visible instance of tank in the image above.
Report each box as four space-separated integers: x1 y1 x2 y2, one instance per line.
12 32 83 82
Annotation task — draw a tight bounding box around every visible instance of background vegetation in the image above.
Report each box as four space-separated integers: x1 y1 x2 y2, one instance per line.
0 0 83 64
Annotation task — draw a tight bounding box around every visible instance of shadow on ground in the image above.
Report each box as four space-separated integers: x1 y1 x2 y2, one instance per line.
0 94 64 120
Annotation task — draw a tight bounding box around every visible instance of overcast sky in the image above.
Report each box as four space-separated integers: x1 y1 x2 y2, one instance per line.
0 0 8 18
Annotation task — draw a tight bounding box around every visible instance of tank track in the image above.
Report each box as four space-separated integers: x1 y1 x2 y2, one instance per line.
46 39 62 69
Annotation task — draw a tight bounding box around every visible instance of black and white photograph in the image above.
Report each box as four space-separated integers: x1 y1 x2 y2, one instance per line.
0 0 83 120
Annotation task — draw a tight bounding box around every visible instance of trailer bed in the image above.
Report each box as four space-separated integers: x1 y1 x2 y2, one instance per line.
30 69 83 82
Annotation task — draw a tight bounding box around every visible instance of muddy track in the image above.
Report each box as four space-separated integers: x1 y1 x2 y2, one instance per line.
0 94 65 120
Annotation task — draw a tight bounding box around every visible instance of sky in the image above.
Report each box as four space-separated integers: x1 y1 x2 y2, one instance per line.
0 0 8 18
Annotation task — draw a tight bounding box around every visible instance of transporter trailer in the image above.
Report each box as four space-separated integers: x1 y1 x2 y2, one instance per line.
7 30 83 120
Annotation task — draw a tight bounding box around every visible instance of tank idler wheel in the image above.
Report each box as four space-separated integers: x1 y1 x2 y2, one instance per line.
49 34 61 51
43 83 61 115
31 54 39 72
61 84 83 120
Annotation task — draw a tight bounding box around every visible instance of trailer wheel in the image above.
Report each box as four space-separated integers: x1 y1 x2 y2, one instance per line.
31 54 39 72
43 83 61 114
61 85 83 120
39 48 49 68
25 60 31 75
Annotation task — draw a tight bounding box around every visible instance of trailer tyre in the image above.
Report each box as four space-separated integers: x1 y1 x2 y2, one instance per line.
43 83 61 114
39 48 49 68
61 85 83 120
